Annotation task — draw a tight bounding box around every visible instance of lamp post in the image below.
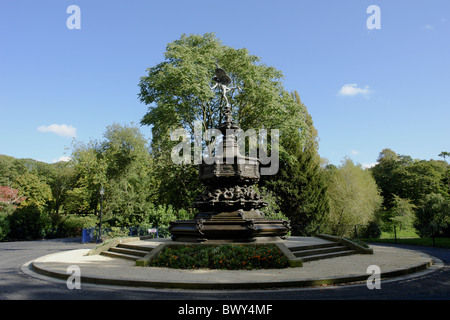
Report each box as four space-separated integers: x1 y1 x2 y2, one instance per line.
97 185 104 243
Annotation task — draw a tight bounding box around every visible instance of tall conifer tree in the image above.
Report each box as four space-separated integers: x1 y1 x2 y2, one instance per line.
261 91 329 235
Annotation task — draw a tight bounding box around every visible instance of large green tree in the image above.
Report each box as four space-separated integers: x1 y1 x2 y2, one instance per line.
138 33 308 212
139 33 306 153
13 173 52 208
384 194 416 231
325 158 383 237
415 193 450 237
101 123 158 225
67 139 107 214
68 123 159 225
439 151 450 194
46 161 77 215
261 91 329 235
371 148 449 210
0 155 54 186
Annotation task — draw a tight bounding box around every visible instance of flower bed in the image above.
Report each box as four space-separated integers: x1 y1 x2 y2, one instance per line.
149 244 289 270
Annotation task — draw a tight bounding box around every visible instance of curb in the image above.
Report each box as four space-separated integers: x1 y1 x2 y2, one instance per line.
28 251 435 290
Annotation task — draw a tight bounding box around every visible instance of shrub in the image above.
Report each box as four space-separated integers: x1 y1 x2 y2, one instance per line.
103 227 130 240
0 204 15 241
360 221 382 239
0 212 10 241
58 214 98 237
143 204 193 229
415 193 450 238
8 205 52 240
150 244 289 270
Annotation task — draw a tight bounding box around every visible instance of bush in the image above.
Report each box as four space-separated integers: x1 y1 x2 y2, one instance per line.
360 221 382 238
143 204 193 229
0 212 10 241
102 205 193 231
150 244 289 270
103 227 130 240
57 214 98 237
415 193 450 238
0 204 15 241
8 205 52 240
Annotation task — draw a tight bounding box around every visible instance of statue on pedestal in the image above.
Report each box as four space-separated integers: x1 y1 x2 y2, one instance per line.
169 63 290 242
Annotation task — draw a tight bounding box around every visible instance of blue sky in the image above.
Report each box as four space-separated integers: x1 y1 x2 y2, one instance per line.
0 0 449 167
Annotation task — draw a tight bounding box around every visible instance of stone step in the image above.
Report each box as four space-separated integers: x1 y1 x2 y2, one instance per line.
109 246 148 257
288 242 341 252
100 241 156 261
101 250 143 261
292 245 349 258
117 243 155 252
301 250 358 262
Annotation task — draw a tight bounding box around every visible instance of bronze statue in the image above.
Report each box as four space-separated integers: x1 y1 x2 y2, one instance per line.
210 63 240 126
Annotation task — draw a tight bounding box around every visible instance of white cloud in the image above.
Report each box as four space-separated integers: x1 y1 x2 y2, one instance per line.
338 84 372 97
362 162 378 169
351 150 360 155
423 24 434 30
52 156 71 163
37 124 77 138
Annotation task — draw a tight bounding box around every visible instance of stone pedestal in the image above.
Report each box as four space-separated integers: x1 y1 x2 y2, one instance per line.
169 210 290 243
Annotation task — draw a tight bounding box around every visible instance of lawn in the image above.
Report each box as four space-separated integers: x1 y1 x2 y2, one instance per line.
380 227 419 239
358 225 450 248
362 236 450 248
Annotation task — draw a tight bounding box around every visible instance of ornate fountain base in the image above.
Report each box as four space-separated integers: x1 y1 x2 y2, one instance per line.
169 210 290 243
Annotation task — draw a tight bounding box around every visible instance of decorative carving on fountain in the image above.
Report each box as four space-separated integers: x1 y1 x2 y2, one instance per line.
194 185 267 211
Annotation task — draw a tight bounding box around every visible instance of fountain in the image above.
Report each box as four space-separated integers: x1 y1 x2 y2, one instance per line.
169 64 290 242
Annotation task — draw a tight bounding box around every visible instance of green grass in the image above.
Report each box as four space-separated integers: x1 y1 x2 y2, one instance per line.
360 226 450 248
362 237 450 248
149 244 289 270
380 228 419 239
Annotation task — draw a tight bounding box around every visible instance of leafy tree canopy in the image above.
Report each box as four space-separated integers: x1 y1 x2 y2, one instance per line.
325 158 383 237
69 123 159 222
138 33 307 157
371 148 449 209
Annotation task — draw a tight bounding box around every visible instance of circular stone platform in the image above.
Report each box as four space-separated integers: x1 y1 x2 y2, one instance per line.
25 237 437 290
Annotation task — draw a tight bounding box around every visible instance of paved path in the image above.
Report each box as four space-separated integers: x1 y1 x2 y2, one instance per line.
27 237 434 289
0 238 449 300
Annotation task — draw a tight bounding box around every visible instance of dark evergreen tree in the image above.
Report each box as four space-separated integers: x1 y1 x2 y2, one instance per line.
261 91 329 235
